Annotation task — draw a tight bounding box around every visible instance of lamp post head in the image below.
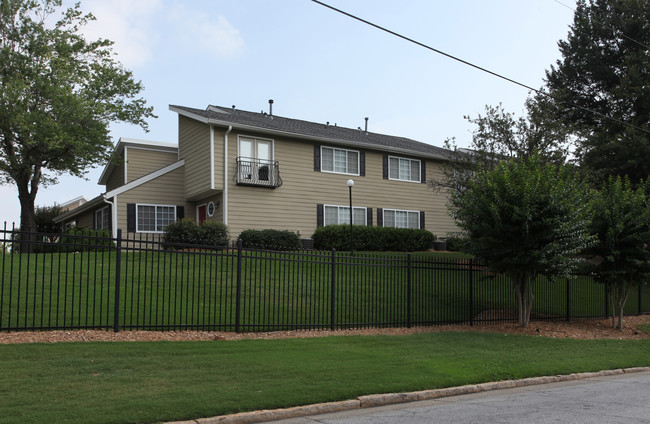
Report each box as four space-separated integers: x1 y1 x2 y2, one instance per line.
347 179 355 188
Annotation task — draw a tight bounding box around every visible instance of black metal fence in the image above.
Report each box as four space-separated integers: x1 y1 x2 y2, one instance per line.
1 225 648 332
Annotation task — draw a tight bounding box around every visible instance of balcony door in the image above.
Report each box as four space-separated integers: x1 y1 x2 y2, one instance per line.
239 137 272 182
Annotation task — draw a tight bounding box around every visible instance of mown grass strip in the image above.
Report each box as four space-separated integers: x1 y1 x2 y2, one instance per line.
0 332 649 424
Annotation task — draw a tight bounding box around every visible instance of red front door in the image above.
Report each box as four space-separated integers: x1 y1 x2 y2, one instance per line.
198 205 207 225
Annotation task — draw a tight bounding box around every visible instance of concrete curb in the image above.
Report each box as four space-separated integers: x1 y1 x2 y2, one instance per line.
166 366 650 424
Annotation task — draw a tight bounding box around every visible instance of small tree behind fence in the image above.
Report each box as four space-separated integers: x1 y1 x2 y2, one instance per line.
1 225 648 333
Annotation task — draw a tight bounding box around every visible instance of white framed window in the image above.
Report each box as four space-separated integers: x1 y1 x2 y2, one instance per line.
95 207 110 230
321 146 359 175
136 204 176 233
388 156 421 182
238 135 274 182
383 209 420 229
63 220 76 231
324 205 367 226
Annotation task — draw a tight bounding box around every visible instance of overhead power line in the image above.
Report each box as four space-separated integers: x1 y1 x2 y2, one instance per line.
309 0 650 136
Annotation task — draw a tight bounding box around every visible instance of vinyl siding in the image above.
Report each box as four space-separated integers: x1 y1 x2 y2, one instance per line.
125 147 177 183
225 129 457 240
178 115 212 199
115 166 193 234
105 152 125 192
75 210 95 229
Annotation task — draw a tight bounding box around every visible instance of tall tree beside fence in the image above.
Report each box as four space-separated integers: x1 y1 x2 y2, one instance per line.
449 153 595 328
589 177 650 329
0 0 154 242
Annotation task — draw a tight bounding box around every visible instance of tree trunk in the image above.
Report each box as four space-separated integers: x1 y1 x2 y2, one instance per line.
15 173 39 253
615 283 631 330
513 273 535 328
610 288 616 329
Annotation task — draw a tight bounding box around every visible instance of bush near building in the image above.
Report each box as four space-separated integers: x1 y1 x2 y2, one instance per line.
312 225 435 252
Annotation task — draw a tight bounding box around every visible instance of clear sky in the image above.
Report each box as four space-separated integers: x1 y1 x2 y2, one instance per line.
0 0 578 226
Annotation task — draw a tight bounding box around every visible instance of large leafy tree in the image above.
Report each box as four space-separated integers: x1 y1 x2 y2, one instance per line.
544 0 650 184
589 176 650 329
449 154 594 327
431 98 571 195
0 0 154 233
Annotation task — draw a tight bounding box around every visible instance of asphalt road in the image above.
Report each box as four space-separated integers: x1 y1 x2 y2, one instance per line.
273 371 650 424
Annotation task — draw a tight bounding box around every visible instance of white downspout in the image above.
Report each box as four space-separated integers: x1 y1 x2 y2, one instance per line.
103 195 118 239
224 125 232 225
210 126 215 190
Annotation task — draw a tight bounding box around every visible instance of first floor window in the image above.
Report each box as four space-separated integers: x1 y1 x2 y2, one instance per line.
383 209 419 229
95 207 110 230
137 204 176 232
324 205 367 226
388 156 421 182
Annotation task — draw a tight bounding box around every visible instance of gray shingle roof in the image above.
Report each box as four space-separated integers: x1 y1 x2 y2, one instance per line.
170 104 452 160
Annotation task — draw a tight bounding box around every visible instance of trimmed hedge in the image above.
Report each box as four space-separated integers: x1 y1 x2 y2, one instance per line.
163 220 229 249
311 225 436 252
238 229 301 251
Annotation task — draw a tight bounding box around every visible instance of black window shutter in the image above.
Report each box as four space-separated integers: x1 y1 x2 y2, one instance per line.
360 151 365 176
420 161 426 183
316 204 324 227
366 207 373 226
377 208 383 227
93 210 97 230
420 211 425 229
314 145 321 172
106 207 112 230
382 155 388 179
127 203 136 232
176 206 184 220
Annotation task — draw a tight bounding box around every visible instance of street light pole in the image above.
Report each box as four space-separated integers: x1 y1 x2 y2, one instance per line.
347 179 354 254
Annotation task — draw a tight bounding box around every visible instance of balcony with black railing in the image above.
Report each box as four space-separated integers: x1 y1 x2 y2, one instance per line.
236 157 282 188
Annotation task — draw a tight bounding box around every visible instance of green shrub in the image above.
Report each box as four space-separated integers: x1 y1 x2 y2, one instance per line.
311 225 435 252
196 222 230 247
445 235 469 252
163 219 200 249
238 229 301 251
59 227 114 252
163 220 230 249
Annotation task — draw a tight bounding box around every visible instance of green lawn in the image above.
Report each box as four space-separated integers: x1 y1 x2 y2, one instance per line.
0 332 648 424
1 249 648 331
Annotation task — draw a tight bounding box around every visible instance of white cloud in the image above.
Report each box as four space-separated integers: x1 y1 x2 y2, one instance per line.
81 0 162 68
166 3 244 60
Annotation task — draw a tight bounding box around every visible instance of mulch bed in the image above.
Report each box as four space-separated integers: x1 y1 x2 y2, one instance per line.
1 315 648 344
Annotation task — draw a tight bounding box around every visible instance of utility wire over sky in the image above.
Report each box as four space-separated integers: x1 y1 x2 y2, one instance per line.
310 0 650 135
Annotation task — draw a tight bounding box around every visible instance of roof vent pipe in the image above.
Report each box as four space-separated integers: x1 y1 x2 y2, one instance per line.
269 99 274 116
365 117 368 133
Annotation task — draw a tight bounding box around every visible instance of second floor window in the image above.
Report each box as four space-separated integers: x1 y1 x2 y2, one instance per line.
322 146 359 175
389 156 421 182
239 136 273 183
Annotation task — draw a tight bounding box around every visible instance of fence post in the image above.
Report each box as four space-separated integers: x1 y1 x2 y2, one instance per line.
604 285 609 317
566 278 571 322
639 284 643 315
113 229 122 333
330 249 336 331
235 239 243 333
469 259 474 327
407 253 412 328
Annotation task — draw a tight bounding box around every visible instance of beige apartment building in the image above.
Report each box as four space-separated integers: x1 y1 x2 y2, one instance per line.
55 103 458 243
